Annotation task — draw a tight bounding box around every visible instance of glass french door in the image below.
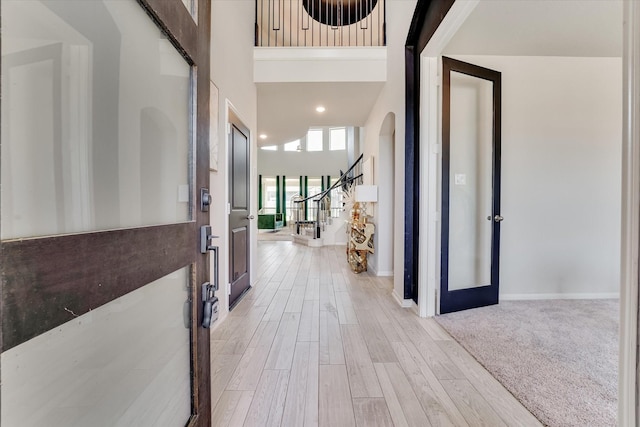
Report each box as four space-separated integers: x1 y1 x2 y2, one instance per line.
440 56 502 314
1 0 212 425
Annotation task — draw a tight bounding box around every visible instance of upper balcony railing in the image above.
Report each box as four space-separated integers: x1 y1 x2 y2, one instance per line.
255 0 386 47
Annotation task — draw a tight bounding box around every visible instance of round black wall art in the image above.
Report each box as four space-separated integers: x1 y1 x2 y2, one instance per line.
303 0 378 27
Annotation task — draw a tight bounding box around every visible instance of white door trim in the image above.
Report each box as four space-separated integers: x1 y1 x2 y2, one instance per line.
419 0 480 317
619 1 640 424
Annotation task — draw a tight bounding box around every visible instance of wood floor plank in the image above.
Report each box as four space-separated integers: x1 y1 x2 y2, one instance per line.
211 390 254 427
319 277 337 312
335 291 359 324
211 339 226 356
440 379 507 427
305 277 320 301
228 391 254 427
262 289 291 322
279 262 302 291
281 342 311 426
243 370 290 427
341 324 383 398
319 309 345 365
226 345 272 391
266 369 290 426
437 340 542 427
383 362 432 427
355 309 398 363
392 314 465 380
304 341 320 427
332 272 348 293
219 310 265 355
246 321 279 348
392 342 468 427
284 285 306 313
298 299 320 342
226 321 278 392
251 281 280 307
319 364 356 427
373 363 409 427
211 354 243 409
264 312 301 370
352 398 394 427
418 318 453 341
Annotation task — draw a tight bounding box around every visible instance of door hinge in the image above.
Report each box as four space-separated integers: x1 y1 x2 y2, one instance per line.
227 203 231 215
226 123 231 135
227 283 231 295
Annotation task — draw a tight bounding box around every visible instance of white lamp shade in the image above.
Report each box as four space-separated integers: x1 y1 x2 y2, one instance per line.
355 185 378 203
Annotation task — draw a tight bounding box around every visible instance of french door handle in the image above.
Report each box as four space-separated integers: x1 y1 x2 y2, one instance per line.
487 215 504 222
246 215 255 220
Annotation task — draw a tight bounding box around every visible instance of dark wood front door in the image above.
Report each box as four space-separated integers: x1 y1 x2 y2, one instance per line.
440 57 502 314
228 109 252 308
1 0 212 425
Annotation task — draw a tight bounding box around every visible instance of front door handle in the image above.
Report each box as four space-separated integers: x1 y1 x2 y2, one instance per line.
246 215 255 220
487 215 504 222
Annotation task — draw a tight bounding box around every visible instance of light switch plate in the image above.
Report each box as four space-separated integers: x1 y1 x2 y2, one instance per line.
454 174 466 186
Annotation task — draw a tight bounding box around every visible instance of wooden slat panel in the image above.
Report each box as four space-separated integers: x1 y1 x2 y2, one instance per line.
2 222 196 351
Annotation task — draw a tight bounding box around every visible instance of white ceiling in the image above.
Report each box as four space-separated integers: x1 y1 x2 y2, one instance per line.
256 0 623 147
443 0 623 57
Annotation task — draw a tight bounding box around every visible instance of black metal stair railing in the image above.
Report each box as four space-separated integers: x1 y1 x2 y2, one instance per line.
255 0 386 47
292 153 364 239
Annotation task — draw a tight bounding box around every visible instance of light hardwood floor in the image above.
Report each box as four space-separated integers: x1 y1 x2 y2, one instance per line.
211 242 542 427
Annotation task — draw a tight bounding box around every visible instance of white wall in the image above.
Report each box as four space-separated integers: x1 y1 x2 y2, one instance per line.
210 0 258 322
361 0 417 301
447 55 622 298
375 113 396 276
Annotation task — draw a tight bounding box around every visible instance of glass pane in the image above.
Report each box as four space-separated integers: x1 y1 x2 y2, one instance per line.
232 126 248 209
307 129 323 151
307 177 322 219
1 267 192 426
1 0 192 240
330 127 346 150
284 140 300 151
285 178 301 222
330 178 343 218
262 177 277 213
181 0 197 22
448 71 493 291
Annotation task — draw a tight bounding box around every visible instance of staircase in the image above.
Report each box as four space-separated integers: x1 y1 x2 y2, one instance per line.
291 153 362 247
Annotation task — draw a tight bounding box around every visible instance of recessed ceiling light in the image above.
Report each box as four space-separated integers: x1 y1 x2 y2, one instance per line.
316 106 326 113
259 134 267 139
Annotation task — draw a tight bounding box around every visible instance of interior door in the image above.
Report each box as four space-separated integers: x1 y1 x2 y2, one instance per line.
440 56 502 314
229 110 252 308
1 0 212 425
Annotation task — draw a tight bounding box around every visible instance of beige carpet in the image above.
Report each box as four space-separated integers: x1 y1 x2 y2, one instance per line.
435 299 618 427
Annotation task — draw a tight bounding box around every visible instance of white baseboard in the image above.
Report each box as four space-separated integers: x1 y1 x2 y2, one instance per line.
392 290 415 308
368 263 378 276
376 270 394 277
500 292 620 301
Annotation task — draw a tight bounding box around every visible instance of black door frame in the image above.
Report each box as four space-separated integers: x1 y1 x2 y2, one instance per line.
439 56 502 314
404 0 456 303
0 1 212 425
